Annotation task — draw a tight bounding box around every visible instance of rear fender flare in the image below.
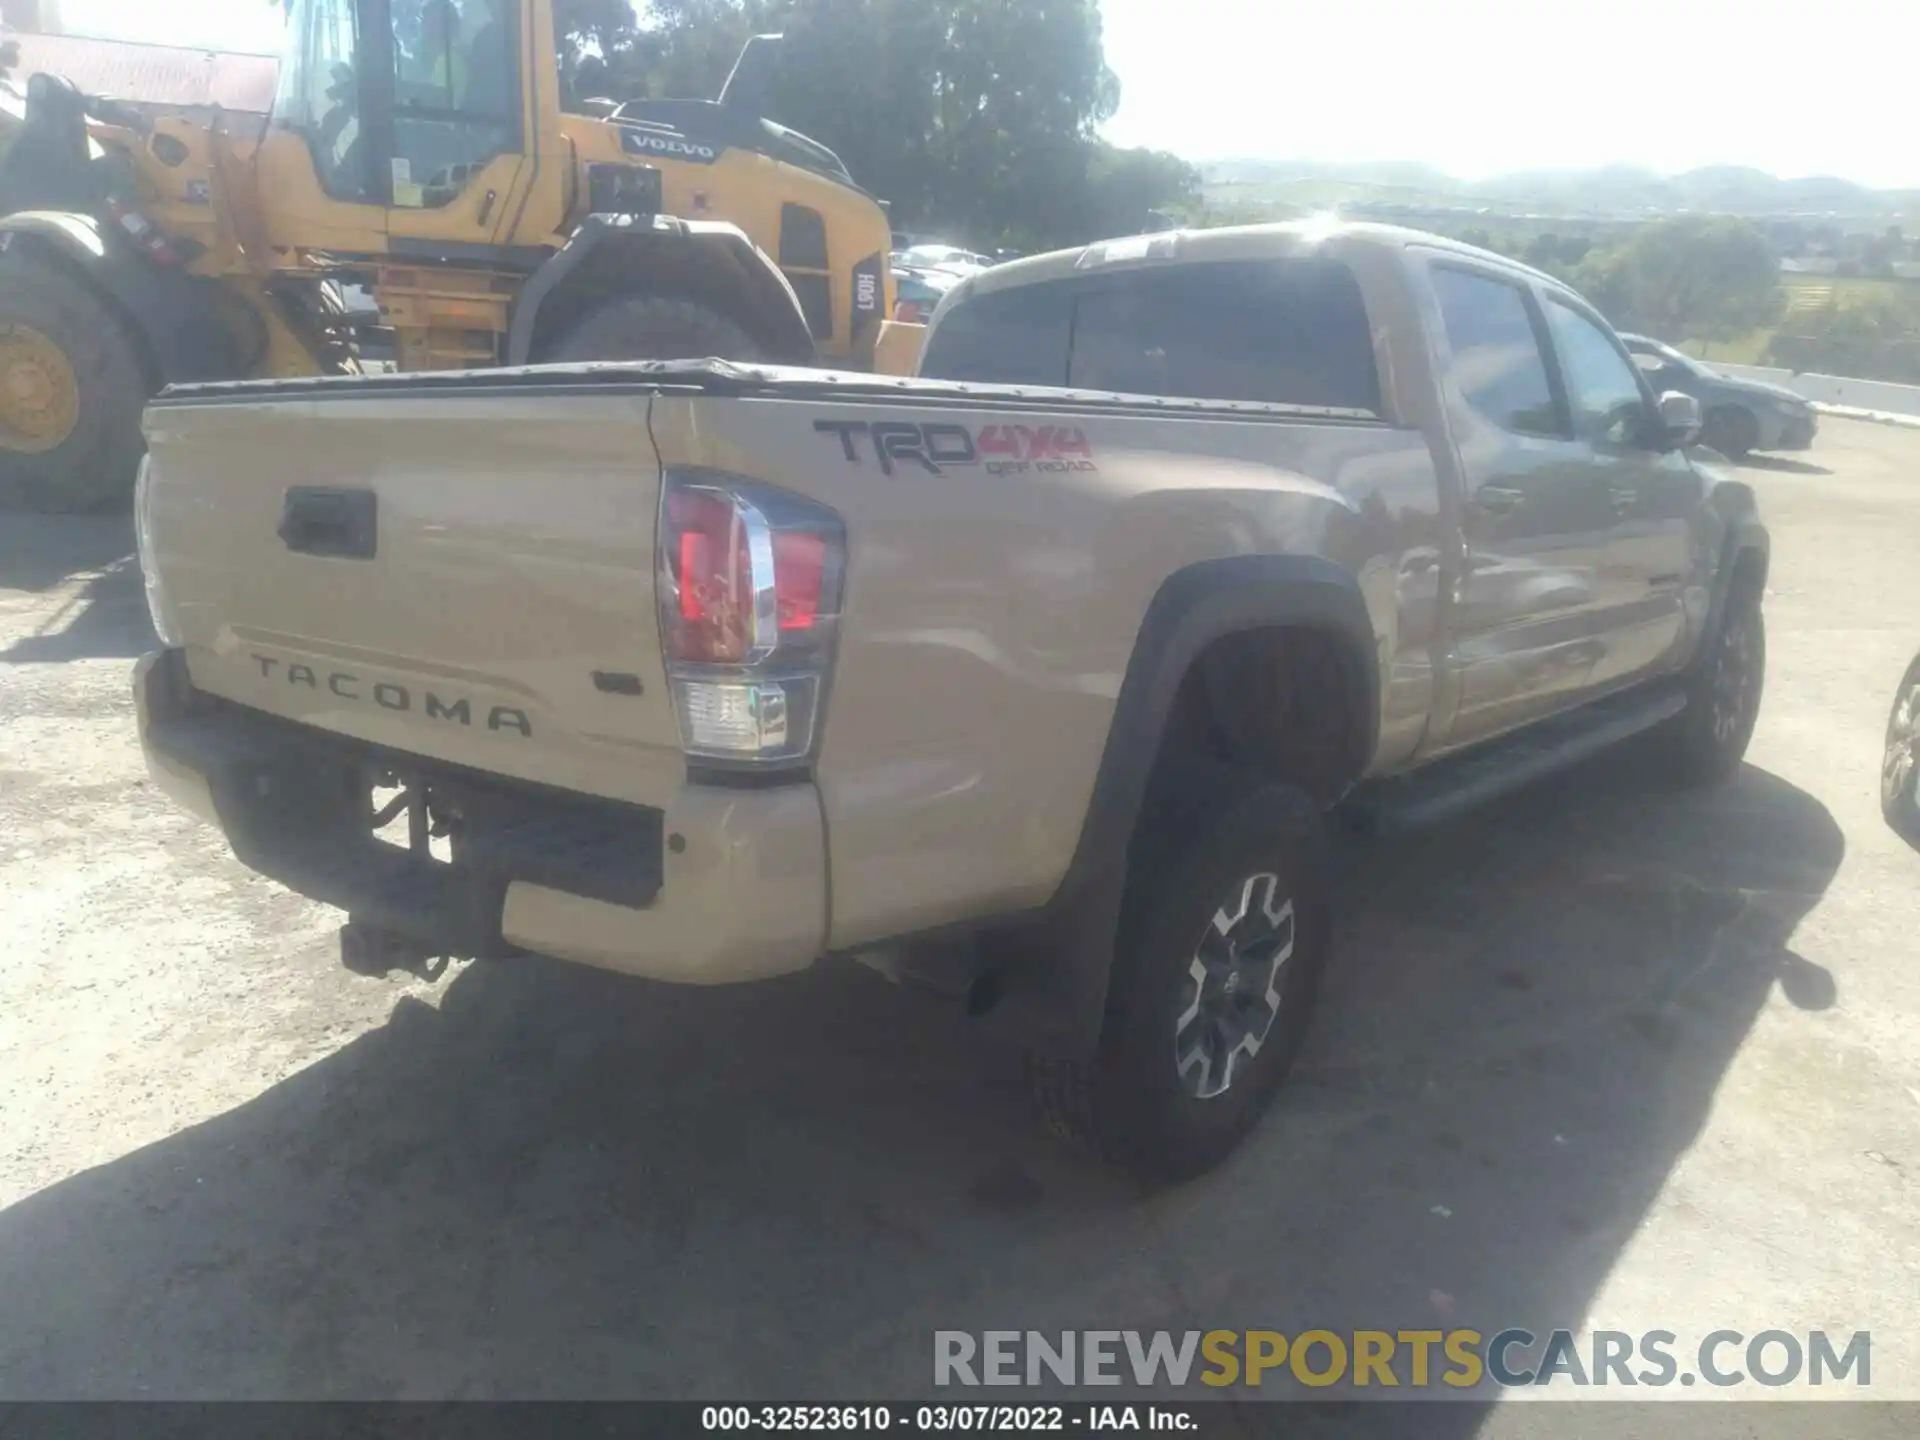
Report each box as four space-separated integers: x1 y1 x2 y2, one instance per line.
989 554 1382 1054
506 214 816 366
0 211 241 385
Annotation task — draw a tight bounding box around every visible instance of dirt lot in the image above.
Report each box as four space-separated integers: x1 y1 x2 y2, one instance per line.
2 422 1918 1421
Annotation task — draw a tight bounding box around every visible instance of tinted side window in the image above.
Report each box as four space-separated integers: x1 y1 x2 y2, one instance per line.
1430 267 1564 437
1544 297 1650 446
918 284 1071 387
1067 259 1381 412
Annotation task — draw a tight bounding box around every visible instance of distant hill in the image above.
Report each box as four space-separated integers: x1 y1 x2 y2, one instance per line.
1200 160 1920 218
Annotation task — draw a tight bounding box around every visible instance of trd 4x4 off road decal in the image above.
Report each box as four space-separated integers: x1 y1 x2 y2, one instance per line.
813 420 1097 477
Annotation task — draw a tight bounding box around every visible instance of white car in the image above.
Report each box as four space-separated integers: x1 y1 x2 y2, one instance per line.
899 244 992 274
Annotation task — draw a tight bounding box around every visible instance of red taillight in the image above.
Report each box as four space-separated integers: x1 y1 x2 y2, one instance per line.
667 488 746 652
678 529 711 621
658 472 845 764
774 531 826 631
895 300 927 324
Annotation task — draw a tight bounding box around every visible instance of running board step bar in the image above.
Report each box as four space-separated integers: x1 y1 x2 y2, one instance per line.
1343 683 1688 837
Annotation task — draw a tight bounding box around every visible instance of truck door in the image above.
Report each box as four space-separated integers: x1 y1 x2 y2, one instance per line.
1536 293 1697 690
1424 260 1615 749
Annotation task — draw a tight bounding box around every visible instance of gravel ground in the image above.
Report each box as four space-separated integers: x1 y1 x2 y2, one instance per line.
1 424 1917 1425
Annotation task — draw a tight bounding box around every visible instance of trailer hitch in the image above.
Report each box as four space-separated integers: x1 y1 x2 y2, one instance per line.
339 920 452 982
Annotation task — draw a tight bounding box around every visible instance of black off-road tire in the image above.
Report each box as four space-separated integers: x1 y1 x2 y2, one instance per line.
1655 595 1765 787
1029 779 1332 1184
1880 653 1920 847
0 250 149 512
547 296 766 364
1702 406 1759 461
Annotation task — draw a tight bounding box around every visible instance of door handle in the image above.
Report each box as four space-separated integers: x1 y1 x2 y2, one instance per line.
1474 484 1525 515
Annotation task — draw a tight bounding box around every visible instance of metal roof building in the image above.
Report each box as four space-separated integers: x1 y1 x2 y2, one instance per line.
1 29 278 117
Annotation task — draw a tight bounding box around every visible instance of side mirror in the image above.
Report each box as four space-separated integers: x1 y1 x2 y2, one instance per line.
1656 390 1702 450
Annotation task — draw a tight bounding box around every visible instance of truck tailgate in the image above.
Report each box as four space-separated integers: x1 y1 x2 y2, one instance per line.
141 389 686 807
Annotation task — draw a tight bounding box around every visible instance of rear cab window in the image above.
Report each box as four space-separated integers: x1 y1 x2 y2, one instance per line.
915 284 1073 388
921 255 1381 414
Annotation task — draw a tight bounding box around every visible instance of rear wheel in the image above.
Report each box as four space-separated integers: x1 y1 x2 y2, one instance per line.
1029 779 1332 1183
0 250 149 512
1702 406 1759 460
547 296 766 364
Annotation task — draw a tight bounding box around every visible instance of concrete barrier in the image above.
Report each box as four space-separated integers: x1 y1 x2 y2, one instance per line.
1711 362 1797 385
1791 374 1920 416
1700 362 1920 421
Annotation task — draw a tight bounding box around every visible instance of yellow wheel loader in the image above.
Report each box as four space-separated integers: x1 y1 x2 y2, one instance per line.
0 0 911 511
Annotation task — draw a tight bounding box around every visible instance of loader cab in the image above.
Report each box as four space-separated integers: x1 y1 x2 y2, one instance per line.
262 0 564 252
262 0 893 364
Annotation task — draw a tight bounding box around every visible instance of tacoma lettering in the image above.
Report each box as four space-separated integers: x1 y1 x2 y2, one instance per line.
247 654 530 738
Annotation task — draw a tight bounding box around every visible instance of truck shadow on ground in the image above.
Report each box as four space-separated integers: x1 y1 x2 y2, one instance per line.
1738 454 1832 477
0 513 154 663
0 752 1841 1427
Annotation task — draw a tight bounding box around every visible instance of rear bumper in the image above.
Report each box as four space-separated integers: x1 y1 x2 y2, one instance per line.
134 650 826 985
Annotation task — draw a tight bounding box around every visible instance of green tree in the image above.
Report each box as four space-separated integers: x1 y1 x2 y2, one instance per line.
271 0 1193 251
552 0 652 102
1571 216 1782 342
589 0 1167 250
1523 231 1563 273
764 0 1120 246
1080 143 1202 239
1768 292 1920 384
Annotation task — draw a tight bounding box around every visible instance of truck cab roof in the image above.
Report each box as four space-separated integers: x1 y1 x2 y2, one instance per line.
949 218 1565 309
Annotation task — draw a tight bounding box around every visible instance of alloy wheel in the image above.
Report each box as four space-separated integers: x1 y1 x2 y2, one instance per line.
1709 611 1761 747
1173 872 1295 1101
1884 683 1920 814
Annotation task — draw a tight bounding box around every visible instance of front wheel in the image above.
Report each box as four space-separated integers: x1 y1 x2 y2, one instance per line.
1702 406 1759 461
1029 780 1332 1183
0 248 150 511
1881 654 1920 845
1655 596 1765 786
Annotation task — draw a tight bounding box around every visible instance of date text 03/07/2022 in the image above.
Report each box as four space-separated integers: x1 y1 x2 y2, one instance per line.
700 1404 1199 1432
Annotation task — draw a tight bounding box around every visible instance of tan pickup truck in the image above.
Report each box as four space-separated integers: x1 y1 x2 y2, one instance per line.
133 221 1770 1179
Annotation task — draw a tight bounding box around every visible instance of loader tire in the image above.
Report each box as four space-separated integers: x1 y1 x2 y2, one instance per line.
547 296 767 365
0 250 149 512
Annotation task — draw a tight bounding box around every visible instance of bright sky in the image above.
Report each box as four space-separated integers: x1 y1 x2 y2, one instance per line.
1099 0 1920 187
49 0 1920 188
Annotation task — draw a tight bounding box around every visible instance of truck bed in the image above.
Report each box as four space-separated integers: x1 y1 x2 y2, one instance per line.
140 358 1438 971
